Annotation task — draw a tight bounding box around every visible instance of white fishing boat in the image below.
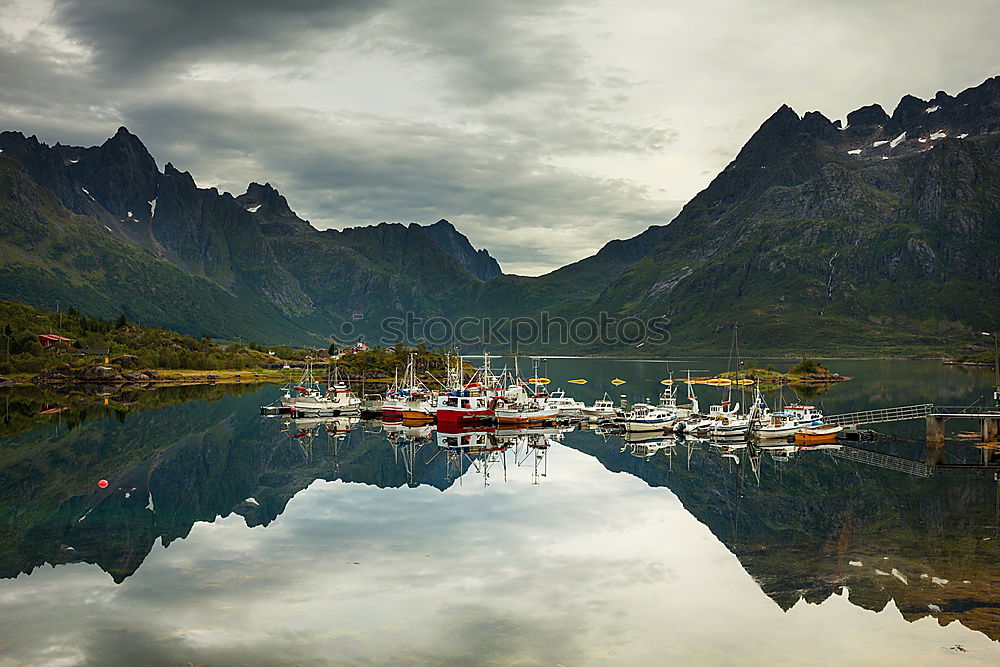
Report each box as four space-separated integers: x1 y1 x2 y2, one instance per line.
582 393 617 419
785 403 824 425
279 361 361 416
675 416 714 433
623 404 676 433
707 415 753 438
756 411 807 438
495 382 558 425
495 401 559 425
670 373 708 432
539 388 585 417
691 400 740 434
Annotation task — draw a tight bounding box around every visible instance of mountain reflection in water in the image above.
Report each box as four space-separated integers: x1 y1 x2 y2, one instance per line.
0 371 998 664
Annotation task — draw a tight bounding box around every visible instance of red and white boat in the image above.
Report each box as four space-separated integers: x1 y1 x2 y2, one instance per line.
435 390 496 425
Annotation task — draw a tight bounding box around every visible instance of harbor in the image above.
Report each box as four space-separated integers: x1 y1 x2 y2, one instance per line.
261 352 1000 474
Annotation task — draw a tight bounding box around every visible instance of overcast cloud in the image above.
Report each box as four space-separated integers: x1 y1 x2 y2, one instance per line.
0 0 997 274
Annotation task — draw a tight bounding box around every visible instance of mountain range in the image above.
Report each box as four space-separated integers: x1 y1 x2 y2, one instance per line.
1 75 998 354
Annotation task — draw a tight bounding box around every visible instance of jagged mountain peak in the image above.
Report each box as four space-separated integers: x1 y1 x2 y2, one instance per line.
845 103 890 129
112 125 136 140
163 161 196 188
102 126 153 157
419 218 502 281
236 181 296 217
428 218 456 230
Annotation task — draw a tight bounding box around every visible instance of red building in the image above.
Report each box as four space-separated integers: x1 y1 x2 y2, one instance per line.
37 333 73 348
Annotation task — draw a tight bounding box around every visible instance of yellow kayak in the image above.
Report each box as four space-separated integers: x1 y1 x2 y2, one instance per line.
660 379 673 386
611 378 626 386
703 378 732 386
528 377 550 385
567 378 587 385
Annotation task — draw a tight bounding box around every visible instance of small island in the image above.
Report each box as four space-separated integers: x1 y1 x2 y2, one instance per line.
706 358 850 385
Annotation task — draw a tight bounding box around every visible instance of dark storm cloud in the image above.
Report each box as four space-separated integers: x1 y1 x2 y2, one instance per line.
380 0 593 105
53 0 391 78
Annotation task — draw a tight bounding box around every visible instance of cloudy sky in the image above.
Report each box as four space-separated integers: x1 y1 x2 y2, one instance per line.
1 0 997 274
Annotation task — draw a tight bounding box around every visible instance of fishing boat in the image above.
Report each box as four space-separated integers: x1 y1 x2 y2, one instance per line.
279 361 361 416
623 404 676 433
382 354 436 422
670 372 707 432
495 401 558 425
691 400 740 434
582 393 617 419
495 380 558 425
707 414 753 438
495 386 559 425
436 390 496 425
755 411 803 438
537 388 584 417
794 424 843 444
785 403 824 425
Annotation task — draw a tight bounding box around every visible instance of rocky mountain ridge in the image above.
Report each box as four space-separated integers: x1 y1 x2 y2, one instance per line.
1 75 998 353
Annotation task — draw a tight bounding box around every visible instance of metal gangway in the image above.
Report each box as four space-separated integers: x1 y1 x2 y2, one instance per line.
826 446 932 477
823 403 933 427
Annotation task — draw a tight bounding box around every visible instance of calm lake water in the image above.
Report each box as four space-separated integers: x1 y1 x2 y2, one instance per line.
0 358 998 665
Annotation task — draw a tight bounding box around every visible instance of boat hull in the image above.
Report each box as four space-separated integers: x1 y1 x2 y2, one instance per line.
401 409 435 422
756 426 800 438
436 408 495 425
624 419 674 433
281 396 361 417
794 425 843 444
495 406 559 424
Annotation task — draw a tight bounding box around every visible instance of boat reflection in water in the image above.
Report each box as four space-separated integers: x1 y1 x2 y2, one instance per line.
434 424 558 486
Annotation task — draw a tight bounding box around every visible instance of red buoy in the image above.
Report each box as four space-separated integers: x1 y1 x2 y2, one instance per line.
97 479 109 489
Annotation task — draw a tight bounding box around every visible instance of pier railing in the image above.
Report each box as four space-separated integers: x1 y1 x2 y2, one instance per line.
826 446 931 477
823 404 933 427
927 405 1000 417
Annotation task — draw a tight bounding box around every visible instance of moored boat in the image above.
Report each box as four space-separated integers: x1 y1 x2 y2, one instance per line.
539 388 585 417
435 390 496 425
785 403 824 425
755 411 803 438
278 361 361 416
794 424 843 444
623 404 676 432
582 393 617 419
382 354 436 422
